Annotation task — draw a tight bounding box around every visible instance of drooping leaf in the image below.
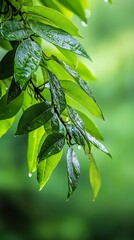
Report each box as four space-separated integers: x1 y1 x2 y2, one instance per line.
16 101 53 135
0 50 15 80
89 153 101 200
47 70 66 114
22 5 80 37
66 124 86 150
0 92 24 120
29 20 90 59
57 0 87 23
86 132 111 157
27 126 45 174
51 114 64 134
38 132 65 162
53 56 93 97
37 150 63 191
66 147 80 200
7 77 22 103
0 117 15 137
40 0 61 12
61 80 104 119
14 39 42 88
67 105 85 131
0 20 29 41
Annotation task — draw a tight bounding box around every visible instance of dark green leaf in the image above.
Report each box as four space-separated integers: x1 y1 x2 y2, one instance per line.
0 50 15 80
67 105 85 131
57 0 87 23
47 70 66 114
53 56 93 97
0 92 24 120
14 39 42 88
61 80 104 119
16 101 53 135
7 77 21 103
67 147 80 200
37 150 63 190
38 132 65 162
29 20 90 59
66 124 86 150
0 20 29 41
86 132 111 157
51 114 64 134
40 0 61 12
22 5 80 37
89 153 101 200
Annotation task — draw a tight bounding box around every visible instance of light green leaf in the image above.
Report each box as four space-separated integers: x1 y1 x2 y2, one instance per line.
37 150 63 191
29 20 90 59
0 20 29 41
0 117 15 137
89 153 101 200
14 39 42 88
27 126 45 174
16 102 53 135
67 147 80 200
38 132 65 162
57 0 87 22
47 70 66 114
22 5 80 37
60 80 103 119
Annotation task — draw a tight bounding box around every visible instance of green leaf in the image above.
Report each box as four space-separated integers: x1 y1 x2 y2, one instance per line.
66 124 86 150
40 0 61 12
57 0 87 23
51 114 64 134
47 70 66 114
0 50 15 80
27 126 45 174
0 92 24 120
76 60 96 82
37 150 63 191
0 20 29 41
14 39 42 88
66 147 80 200
7 77 21 103
53 56 93 96
86 132 111 157
60 80 103 119
29 20 89 59
38 132 65 162
0 117 15 137
89 153 101 200
16 101 53 135
22 5 80 37
67 105 85 131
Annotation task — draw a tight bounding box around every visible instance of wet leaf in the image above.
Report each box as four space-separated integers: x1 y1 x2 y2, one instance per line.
89 153 101 200
37 150 63 191
29 20 90 59
22 5 80 37
7 77 22 103
67 105 85 131
38 132 65 162
51 114 64 134
0 50 15 80
0 92 24 120
66 124 86 150
14 39 42 88
27 126 45 174
16 101 53 135
47 70 66 114
0 20 29 41
67 147 80 200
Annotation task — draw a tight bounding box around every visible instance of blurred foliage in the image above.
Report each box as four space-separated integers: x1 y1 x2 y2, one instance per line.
0 0 134 239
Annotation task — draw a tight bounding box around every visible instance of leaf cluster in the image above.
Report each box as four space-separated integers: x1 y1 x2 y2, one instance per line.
0 0 111 200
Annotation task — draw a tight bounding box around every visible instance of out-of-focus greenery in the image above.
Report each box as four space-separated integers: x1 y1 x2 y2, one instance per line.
0 0 134 239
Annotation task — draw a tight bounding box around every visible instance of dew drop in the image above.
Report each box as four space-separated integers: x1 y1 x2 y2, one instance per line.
78 145 81 150
85 9 91 18
104 0 108 2
28 173 32 177
66 117 69 122
81 21 88 28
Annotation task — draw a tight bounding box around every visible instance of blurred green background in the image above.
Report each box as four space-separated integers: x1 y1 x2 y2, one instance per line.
1 0 134 239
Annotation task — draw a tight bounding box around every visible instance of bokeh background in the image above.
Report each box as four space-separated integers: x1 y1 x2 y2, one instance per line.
0 0 134 239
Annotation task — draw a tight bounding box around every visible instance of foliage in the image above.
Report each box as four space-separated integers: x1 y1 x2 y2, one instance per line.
0 0 111 200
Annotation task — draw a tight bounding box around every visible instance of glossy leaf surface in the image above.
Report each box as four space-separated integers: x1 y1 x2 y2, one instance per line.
0 117 15 137
16 102 53 135
14 39 42 88
38 132 65 162
67 147 80 200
